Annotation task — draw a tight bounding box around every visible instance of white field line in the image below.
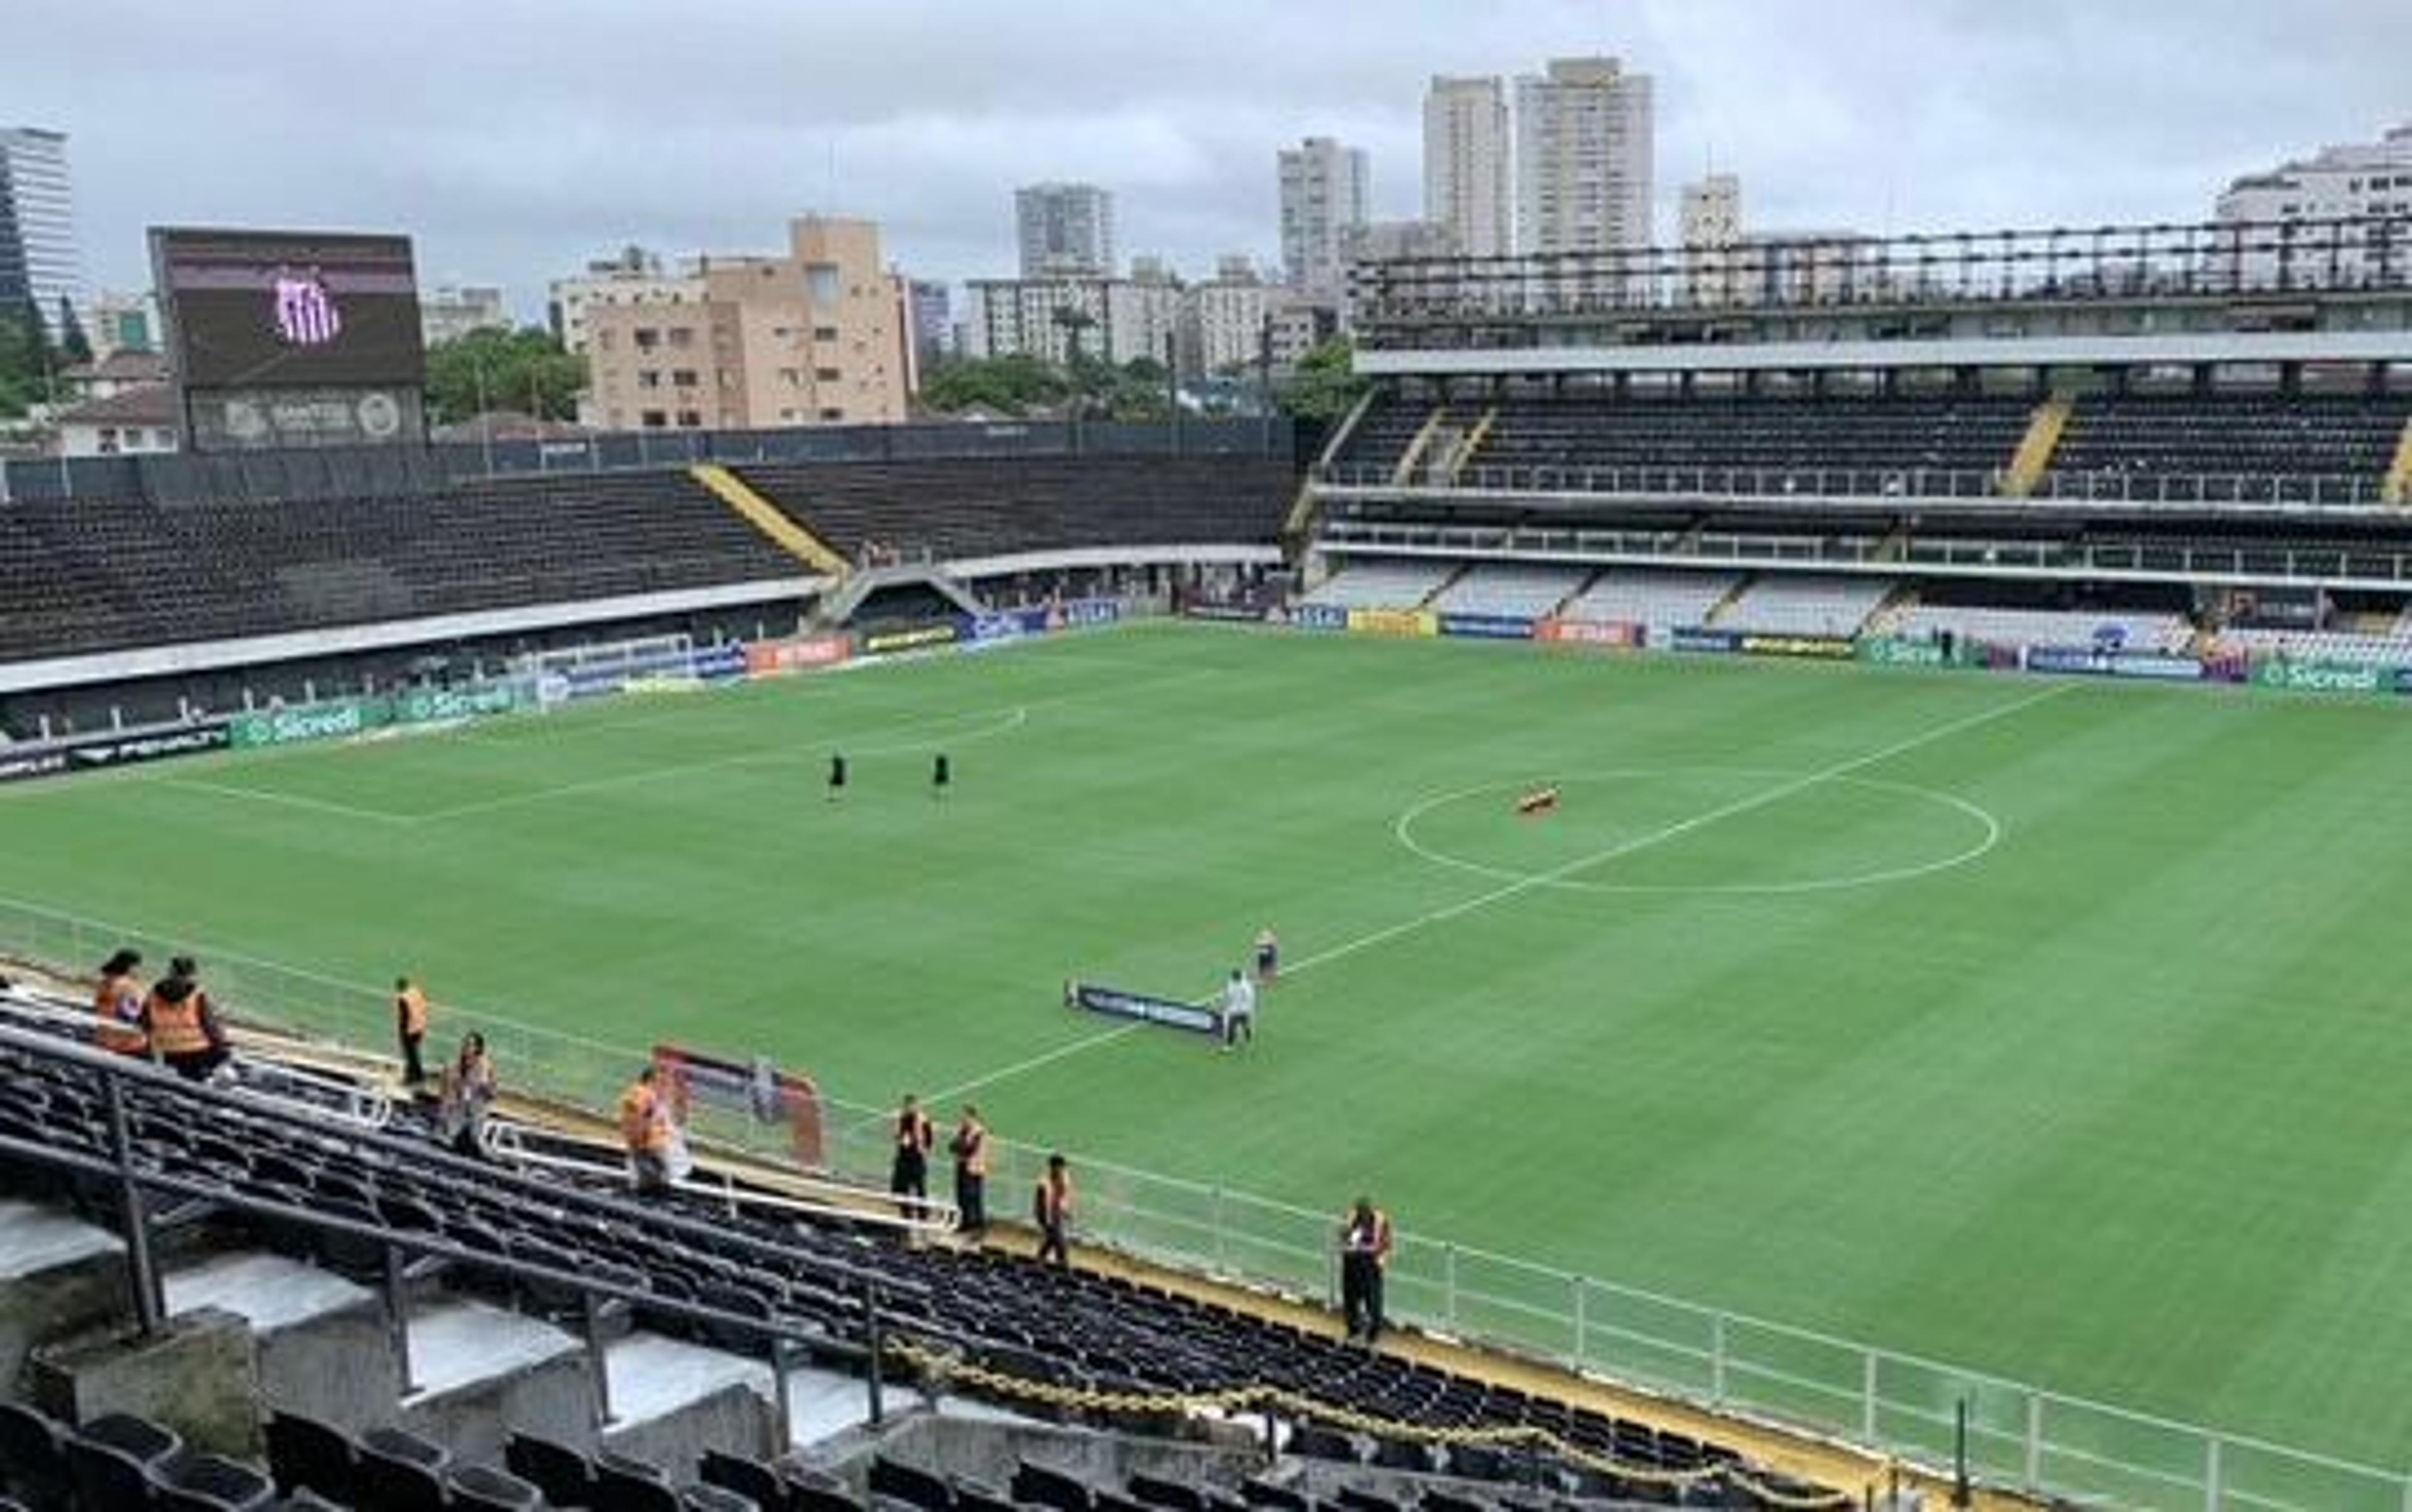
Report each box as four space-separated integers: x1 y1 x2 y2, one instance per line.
926 682 2073 1104
151 776 418 825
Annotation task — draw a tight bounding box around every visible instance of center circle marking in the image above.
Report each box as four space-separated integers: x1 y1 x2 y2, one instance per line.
1391 767 2002 896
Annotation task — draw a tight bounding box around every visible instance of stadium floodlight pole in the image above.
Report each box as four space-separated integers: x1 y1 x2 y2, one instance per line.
472 356 496 476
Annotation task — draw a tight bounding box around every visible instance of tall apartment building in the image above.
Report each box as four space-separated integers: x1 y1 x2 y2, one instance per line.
1188 270 1271 378
1015 183 1116 278
2217 123 2412 288
580 216 907 432
908 279 951 369
1679 173 1743 304
1278 136 1369 301
0 128 84 343
1514 57 1654 256
1424 76 1512 258
963 276 1182 369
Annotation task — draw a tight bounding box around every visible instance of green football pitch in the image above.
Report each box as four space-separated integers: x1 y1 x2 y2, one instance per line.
7 621 2412 1481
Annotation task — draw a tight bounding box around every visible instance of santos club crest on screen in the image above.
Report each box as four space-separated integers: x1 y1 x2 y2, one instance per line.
271 267 342 347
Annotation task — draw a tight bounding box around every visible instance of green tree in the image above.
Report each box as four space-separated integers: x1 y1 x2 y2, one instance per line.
55 297 92 367
918 353 1072 416
1274 337 1366 422
0 298 58 421
423 326 586 425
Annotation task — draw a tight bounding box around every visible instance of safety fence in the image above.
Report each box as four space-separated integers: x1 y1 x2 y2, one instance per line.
3 892 2407 1512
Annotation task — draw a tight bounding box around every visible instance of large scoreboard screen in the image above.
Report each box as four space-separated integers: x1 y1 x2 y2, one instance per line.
151 227 428 449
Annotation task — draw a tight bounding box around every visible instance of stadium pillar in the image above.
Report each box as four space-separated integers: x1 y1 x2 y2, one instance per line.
102 1075 165 1335
1442 1244 1459 1332
380 1243 416 1398
582 1292 614 1429
864 1278 886 1427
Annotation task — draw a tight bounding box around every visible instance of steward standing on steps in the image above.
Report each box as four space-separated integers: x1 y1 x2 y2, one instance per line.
1339 1196 1394 1344
144 956 231 1083
94 948 149 1057
891 1092 935 1220
950 1104 990 1236
396 976 430 1087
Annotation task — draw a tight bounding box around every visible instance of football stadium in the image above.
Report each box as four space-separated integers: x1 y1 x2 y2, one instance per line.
10 79 2412 1512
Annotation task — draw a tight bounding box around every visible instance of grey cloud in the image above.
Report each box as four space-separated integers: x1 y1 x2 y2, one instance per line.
4 0 2405 318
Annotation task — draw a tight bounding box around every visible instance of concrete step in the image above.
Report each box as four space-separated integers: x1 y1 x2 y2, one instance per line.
0 1197 128 1393
397 1297 592 1466
602 1330 779 1469
164 1250 391 1433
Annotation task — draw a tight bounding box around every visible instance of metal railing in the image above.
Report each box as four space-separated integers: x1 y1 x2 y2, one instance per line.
1347 213 2412 329
2 895 2406 1509
1310 518 2412 589
1313 460 2394 512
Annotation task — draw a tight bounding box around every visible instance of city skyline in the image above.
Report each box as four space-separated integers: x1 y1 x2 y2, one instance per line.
4 0 2407 322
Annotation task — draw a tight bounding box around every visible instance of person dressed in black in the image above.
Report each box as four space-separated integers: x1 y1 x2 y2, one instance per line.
827 753 847 803
932 751 950 799
889 1092 933 1221
1339 1196 1393 1344
949 1104 989 1236
1034 1153 1073 1269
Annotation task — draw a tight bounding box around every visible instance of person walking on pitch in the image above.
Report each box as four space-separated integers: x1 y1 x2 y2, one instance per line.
827 752 848 802
1254 927 1279 985
1220 967 1256 1052
932 752 950 798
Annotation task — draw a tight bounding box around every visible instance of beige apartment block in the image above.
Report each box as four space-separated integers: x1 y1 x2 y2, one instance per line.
582 216 908 432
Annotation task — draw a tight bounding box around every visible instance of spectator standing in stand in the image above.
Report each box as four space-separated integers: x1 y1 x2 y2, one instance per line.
144 955 231 1082
1035 1153 1073 1268
949 1104 990 1236
891 1092 935 1221
93 948 149 1057
617 1064 675 1195
437 1031 496 1159
1339 1195 1394 1344
395 976 430 1087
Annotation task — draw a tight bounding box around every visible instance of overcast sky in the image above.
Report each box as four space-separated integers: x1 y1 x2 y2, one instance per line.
7 0 2407 321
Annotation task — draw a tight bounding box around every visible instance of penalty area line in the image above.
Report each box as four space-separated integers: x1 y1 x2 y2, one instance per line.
929 680 2073 1104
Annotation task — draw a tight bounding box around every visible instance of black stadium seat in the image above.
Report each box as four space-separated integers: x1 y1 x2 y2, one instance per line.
1010 1459 1095 1512
0 1401 69 1511
354 1425 449 1512
506 1432 594 1507
264 1411 355 1504
867 1456 952 1512
153 1452 276 1510
448 1464 545 1509
699 1449 789 1510
593 1450 682 1512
